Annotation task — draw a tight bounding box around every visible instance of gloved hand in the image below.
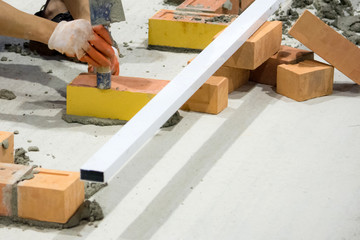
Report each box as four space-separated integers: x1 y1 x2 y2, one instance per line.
87 25 120 75
48 20 114 67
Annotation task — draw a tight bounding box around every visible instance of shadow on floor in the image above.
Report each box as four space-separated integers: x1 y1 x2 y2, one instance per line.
0 63 67 97
115 85 274 240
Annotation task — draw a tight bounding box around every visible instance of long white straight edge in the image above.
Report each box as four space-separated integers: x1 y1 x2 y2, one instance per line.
81 0 284 182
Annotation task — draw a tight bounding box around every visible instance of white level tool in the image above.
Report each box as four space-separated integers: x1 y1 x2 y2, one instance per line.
81 0 284 182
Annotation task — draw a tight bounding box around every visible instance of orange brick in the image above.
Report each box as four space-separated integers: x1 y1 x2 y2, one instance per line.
0 163 32 216
177 0 240 15
277 60 334 102
17 168 85 223
289 10 360 85
188 58 249 93
240 0 254 10
250 45 314 86
223 21 282 70
0 131 14 163
181 76 228 114
67 74 169 121
214 66 249 92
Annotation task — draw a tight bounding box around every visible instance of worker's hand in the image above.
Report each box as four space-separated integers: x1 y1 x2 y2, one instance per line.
87 25 120 75
88 47 120 75
48 20 113 67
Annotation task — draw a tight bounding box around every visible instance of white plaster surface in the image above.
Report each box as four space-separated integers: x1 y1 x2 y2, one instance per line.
0 0 360 239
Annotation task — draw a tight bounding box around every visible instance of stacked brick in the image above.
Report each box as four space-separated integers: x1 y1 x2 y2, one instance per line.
183 20 283 114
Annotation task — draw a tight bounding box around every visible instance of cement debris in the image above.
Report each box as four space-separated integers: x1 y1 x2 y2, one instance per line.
27 146 40 152
85 182 108 199
4 43 32 56
272 0 360 46
0 89 16 100
1 139 9 149
62 111 182 128
314 0 353 20
204 15 236 23
0 200 104 229
164 0 185 6
14 148 32 165
62 114 127 126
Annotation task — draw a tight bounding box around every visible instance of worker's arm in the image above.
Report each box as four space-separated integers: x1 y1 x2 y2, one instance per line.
0 1 56 44
63 0 91 22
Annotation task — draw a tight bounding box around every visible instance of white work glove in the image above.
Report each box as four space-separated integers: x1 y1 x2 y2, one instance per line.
48 19 92 59
48 21 114 67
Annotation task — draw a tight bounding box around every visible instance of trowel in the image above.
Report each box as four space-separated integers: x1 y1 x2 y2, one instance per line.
89 0 125 89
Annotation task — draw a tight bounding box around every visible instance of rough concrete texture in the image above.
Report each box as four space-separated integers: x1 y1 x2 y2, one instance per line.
14 148 32 166
85 182 108 199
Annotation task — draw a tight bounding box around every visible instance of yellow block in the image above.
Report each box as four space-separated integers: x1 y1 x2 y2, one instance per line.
148 9 236 50
67 74 169 121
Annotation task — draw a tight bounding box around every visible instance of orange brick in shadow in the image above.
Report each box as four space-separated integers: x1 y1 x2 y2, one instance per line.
188 58 249 93
214 66 249 92
0 131 14 163
17 168 84 223
251 45 314 86
217 21 282 70
0 163 32 216
182 76 228 114
177 0 240 15
277 60 334 102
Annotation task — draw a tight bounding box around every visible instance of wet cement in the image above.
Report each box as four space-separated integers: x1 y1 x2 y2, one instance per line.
0 89 16 100
2 139 9 149
148 45 202 53
204 15 236 23
85 182 108 199
63 111 183 128
14 148 32 165
0 200 104 229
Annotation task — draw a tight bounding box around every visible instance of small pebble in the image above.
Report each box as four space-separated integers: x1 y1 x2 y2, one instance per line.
28 146 39 152
1 57 8 61
14 130 19 135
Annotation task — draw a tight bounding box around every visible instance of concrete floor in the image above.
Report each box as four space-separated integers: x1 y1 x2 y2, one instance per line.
1 0 360 239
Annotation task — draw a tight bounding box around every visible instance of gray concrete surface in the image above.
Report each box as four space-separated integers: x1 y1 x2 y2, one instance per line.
1 0 360 239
